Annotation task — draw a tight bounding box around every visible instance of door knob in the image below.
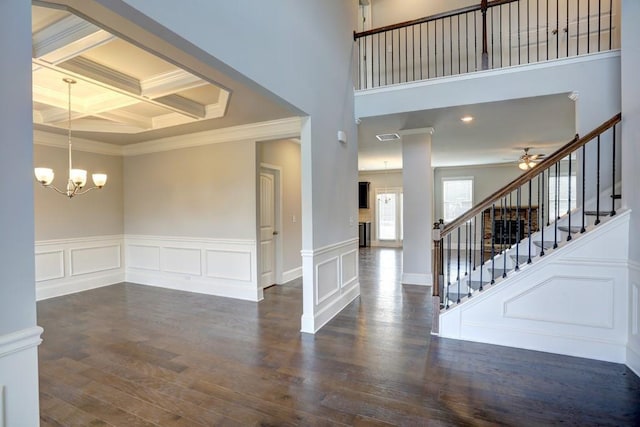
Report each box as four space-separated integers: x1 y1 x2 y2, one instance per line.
273 231 279 235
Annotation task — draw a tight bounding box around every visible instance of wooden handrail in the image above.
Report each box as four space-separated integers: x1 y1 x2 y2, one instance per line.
440 113 622 237
353 0 519 40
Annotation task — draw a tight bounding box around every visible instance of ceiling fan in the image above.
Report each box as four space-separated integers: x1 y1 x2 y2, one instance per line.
517 147 546 170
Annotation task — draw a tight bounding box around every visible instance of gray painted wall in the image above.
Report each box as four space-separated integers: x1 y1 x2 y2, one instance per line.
34 144 124 240
0 0 37 336
116 0 359 250
259 139 302 275
124 141 256 239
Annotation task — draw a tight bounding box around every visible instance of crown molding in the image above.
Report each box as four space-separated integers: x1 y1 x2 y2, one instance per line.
33 129 124 156
122 116 302 157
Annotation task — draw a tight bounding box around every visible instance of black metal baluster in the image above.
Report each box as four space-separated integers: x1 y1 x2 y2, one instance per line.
442 19 445 76
546 0 549 59
547 167 551 226
536 0 539 62
450 16 454 75
577 0 580 55
556 0 560 58
357 38 361 89
377 34 381 87
467 220 471 277
553 162 559 249
566 0 570 57
370 33 374 87
458 15 461 75
581 144 586 233
405 27 408 83
528 179 533 263
541 171 546 256
612 124 617 216
500 4 503 68
384 32 388 86
475 10 478 70
466 13 470 73
480 210 485 290
473 213 477 271
491 6 495 68
527 0 530 63
412 26 416 82
446 233 451 308
568 152 573 241
491 204 496 284
502 197 507 278
609 0 613 49
595 134 601 225
419 24 423 80
599 0 602 52
519 0 522 64
509 3 512 66
588 0 591 53
516 187 521 271
391 31 395 84
457 227 461 303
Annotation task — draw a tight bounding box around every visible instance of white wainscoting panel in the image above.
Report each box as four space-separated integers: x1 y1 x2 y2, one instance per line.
628 262 640 377
35 235 125 300
207 249 252 281
0 326 43 427
440 212 631 364
125 235 260 301
301 238 360 334
127 244 160 271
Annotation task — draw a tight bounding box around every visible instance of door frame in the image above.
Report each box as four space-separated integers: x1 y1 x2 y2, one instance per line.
259 163 283 285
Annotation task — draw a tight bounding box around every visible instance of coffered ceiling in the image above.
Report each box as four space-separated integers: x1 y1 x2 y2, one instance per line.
31 4 293 146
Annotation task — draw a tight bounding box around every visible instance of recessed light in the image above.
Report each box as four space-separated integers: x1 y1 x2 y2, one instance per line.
461 116 474 122
375 133 401 142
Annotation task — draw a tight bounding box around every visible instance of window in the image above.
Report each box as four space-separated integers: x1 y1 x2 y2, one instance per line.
548 175 577 220
376 189 403 243
443 178 473 222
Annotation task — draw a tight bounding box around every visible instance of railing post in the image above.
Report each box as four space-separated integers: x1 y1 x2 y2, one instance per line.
481 0 489 70
432 221 443 334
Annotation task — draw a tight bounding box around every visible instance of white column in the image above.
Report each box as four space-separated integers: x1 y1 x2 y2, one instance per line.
401 128 434 285
0 1 43 425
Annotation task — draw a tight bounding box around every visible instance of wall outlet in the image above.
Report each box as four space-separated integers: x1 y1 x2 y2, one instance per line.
292 215 296 223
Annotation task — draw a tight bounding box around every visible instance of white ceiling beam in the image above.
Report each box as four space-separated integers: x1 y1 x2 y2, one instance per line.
154 94 206 118
59 56 141 95
141 69 208 99
96 111 153 130
33 14 115 64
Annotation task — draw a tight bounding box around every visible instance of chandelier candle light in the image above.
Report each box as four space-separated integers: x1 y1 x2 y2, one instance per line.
34 78 107 197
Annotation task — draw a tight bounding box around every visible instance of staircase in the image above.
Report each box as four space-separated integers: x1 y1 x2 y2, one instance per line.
431 113 628 362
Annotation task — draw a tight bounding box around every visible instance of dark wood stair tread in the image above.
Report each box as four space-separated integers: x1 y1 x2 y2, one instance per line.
558 225 581 233
584 211 612 216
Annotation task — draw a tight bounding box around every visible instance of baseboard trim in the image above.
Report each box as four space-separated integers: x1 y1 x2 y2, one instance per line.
402 272 432 286
627 344 640 379
127 270 261 302
281 266 302 283
301 282 360 334
37 272 124 301
0 326 44 359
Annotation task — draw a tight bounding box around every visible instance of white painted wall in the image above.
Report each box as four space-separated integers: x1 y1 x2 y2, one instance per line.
259 139 302 281
370 0 476 28
0 1 42 425
621 0 640 377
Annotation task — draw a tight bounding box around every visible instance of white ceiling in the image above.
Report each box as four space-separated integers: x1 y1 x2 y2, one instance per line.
31 4 294 145
358 93 577 170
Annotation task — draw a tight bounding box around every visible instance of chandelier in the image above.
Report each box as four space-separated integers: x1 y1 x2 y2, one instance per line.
34 78 107 197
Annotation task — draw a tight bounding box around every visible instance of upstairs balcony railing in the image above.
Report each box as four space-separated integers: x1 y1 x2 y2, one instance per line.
354 0 620 90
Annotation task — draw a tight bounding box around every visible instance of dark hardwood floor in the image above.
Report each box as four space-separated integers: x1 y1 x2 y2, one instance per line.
38 247 640 426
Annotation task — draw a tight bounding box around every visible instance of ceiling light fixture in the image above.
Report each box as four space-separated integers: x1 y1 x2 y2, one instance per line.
518 158 537 170
461 116 474 123
34 78 107 198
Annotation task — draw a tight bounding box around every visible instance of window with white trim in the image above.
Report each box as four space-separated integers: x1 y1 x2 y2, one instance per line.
442 178 473 222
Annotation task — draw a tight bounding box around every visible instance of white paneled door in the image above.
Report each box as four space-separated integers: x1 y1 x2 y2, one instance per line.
260 171 277 288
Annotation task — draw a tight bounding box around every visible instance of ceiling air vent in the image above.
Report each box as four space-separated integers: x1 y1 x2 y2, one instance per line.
375 133 400 142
